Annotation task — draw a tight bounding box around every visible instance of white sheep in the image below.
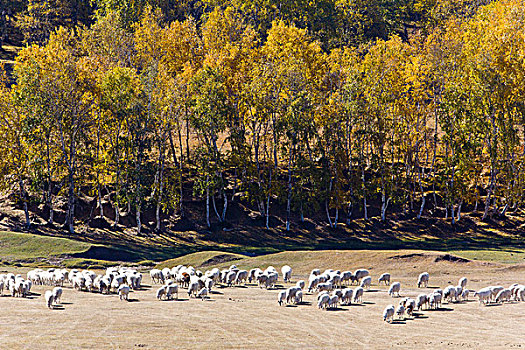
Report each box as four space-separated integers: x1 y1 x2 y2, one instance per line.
495 288 512 303
150 269 164 284
340 271 353 285
354 269 369 283
474 287 492 305
353 286 364 303
459 277 467 289
52 287 62 304
383 304 395 323
360 276 372 290
118 285 130 300
341 288 353 305
429 292 442 309
328 294 339 309
443 285 458 303
416 293 428 310
235 270 248 285
316 282 333 292
282 265 292 283
278 290 286 306
378 273 391 286
296 280 305 290
196 287 208 300
156 286 167 300
489 286 504 301
285 286 301 304
388 282 401 297
188 281 199 297
404 298 416 317
45 290 54 309
395 304 405 320
295 290 303 304
308 276 320 292
318 293 330 310
166 284 178 300
417 272 429 288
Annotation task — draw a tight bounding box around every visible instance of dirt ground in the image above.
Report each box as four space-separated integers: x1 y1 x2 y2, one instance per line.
1 251 525 349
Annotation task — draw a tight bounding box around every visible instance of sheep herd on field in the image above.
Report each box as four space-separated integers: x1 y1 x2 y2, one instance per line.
1 263 524 324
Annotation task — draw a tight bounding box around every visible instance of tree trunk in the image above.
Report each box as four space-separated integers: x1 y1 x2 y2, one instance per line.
286 143 293 232
206 175 210 228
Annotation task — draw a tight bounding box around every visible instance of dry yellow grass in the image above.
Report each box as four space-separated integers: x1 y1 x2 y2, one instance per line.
1 250 525 349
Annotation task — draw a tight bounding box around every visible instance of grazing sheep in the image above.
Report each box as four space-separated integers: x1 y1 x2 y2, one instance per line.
52 287 62 304
429 292 442 309
308 276 320 292
383 305 395 323
285 287 301 304
378 273 391 286
278 290 286 306
204 278 214 291
150 269 164 284
328 294 339 309
226 271 237 287
311 269 321 277
296 280 305 290
490 286 504 301
329 273 342 288
316 282 333 292
248 268 262 283
461 289 470 301
188 282 199 297
156 286 167 300
443 285 458 303
360 276 372 290
459 277 468 289
318 293 330 309
416 293 428 310
395 304 405 320
388 282 401 297
282 266 292 283
341 288 353 305
353 287 364 304
474 287 492 305
196 287 208 300
495 288 512 303
354 269 369 283
118 285 130 301
45 290 54 309
295 290 303 304
417 272 429 288
166 284 178 300
404 298 416 317
340 271 353 286
235 270 248 285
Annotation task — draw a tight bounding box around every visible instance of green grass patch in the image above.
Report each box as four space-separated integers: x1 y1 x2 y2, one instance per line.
62 258 118 269
156 250 246 269
450 249 525 264
0 231 93 259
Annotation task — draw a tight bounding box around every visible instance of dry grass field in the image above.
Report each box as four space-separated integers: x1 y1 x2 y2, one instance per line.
1 250 525 349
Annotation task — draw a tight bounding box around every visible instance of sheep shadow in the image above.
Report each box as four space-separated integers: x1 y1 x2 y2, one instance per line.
285 304 298 308
164 298 189 302
61 302 73 305
210 291 223 295
484 303 502 307
51 305 65 310
29 292 41 296
126 298 140 302
326 307 348 312
346 303 365 307
364 289 381 293
25 296 39 300
296 301 312 306
390 320 406 325
362 301 375 305
234 285 248 289
412 312 428 319
428 307 454 312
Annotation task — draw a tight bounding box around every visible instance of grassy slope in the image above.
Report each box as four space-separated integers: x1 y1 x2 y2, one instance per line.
0 231 93 259
156 248 525 274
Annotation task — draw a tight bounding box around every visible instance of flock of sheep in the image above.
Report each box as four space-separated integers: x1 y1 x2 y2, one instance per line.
1 263 524 324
